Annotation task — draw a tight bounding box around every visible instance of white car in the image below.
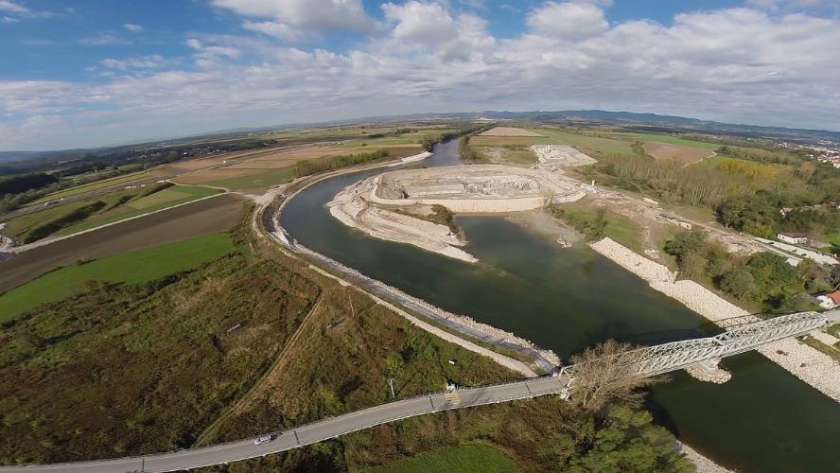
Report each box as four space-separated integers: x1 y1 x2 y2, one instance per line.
254 434 275 445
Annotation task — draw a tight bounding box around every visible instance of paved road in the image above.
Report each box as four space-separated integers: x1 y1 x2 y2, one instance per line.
0 377 565 473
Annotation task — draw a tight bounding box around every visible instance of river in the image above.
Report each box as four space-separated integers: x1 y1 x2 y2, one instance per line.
281 140 840 473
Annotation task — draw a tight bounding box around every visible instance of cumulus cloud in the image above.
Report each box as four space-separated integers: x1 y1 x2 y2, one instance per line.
2 4 840 149
123 23 143 33
0 0 28 14
100 55 169 72
212 0 374 41
527 1 609 40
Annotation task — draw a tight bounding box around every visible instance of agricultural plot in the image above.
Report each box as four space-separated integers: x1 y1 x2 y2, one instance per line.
613 132 719 150
53 185 222 236
643 142 716 165
701 156 790 180
0 195 245 293
31 170 165 204
0 233 236 323
176 144 424 190
479 126 544 137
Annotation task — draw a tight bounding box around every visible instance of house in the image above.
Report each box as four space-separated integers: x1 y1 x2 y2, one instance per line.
777 233 808 245
817 290 840 309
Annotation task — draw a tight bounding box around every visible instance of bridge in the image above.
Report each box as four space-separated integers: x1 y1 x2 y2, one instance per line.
2 309 837 473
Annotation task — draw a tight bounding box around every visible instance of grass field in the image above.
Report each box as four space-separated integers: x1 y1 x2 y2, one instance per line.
643 142 715 165
824 233 840 246
551 202 643 252
5 185 221 243
54 185 221 236
470 128 638 162
203 167 297 190
32 171 156 204
0 233 236 323
360 444 520 473
613 132 719 150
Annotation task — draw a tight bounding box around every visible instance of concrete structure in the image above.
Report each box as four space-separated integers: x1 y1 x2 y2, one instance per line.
777 233 808 245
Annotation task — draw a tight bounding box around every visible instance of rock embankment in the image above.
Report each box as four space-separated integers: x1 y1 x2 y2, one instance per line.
590 237 840 402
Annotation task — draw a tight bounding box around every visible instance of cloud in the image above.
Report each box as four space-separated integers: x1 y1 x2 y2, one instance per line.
212 0 374 41
100 55 169 72
527 1 609 40
2 5 840 149
0 0 28 14
79 34 131 46
123 23 143 33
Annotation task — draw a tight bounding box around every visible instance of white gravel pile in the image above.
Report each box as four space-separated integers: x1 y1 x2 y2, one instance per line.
679 443 738 473
591 237 840 402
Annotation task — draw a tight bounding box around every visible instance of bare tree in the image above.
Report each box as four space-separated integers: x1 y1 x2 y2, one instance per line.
566 339 657 411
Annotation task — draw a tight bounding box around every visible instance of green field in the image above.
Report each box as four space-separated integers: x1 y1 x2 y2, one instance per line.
205 167 297 190
6 185 221 243
360 444 520 473
32 171 154 204
551 203 643 252
55 185 221 236
612 132 719 149
0 233 236 323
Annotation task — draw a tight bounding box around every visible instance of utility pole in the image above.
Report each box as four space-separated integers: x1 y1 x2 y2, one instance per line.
387 378 396 399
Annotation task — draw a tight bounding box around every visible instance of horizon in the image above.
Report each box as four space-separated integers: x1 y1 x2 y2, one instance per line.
3 107 840 154
2 0 840 150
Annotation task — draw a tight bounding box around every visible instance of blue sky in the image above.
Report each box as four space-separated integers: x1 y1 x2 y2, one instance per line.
1 0 839 150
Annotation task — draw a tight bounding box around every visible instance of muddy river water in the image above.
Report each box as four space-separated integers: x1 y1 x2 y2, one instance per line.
281 140 840 472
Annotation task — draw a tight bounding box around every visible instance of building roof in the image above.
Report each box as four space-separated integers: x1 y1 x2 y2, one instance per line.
826 290 840 305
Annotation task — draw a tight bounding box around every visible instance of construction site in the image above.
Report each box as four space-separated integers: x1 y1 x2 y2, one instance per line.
328 164 586 262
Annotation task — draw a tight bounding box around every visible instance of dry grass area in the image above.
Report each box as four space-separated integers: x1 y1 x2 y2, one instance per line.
643 143 715 165
479 127 544 137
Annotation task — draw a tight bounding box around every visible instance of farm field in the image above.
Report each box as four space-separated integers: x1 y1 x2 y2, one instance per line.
31 170 165 204
360 444 520 473
644 142 716 165
4 185 222 243
613 132 719 149
479 126 544 137
0 194 245 293
469 127 640 164
175 144 423 190
56 185 223 235
0 233 236 323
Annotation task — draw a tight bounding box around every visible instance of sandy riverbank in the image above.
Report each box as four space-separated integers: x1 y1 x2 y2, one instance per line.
590 237 840 402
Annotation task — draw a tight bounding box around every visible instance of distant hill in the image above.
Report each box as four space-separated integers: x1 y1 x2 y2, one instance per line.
2 109 838 168
476 110 840 144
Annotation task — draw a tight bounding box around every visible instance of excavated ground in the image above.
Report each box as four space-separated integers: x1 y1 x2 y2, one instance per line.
328 165 586 262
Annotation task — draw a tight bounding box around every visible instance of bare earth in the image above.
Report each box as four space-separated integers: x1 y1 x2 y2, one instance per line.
328 164 586 262
479 126 545 137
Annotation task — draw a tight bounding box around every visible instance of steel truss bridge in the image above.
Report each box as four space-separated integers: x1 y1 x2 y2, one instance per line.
558 309 840 395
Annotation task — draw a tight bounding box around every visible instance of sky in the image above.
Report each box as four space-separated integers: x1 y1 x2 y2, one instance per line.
1 0 839 150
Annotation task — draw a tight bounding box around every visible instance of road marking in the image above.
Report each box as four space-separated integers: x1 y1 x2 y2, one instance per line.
293 430 301 446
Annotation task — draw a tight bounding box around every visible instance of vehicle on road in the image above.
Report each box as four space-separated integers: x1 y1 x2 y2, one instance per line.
254 434 275 445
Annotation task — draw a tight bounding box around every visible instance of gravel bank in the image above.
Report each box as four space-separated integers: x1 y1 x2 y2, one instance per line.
590 237 840 402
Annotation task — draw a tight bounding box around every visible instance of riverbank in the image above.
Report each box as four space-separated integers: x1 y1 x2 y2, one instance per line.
590 237 840 402
264 147 560 375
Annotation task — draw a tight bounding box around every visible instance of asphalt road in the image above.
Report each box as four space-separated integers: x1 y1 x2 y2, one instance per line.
0 377 565 473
